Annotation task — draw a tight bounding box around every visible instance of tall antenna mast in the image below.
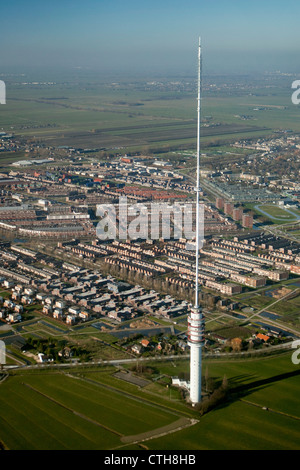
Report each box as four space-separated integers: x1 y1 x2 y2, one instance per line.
188 37 204 406
195 36 202 309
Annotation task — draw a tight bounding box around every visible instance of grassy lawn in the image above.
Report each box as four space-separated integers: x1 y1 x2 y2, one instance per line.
256 204 299 221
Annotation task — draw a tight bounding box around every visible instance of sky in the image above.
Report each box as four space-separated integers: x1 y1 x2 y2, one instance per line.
2 0 300 76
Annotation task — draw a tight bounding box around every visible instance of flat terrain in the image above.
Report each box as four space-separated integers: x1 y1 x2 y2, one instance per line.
0 352 299 450
1 73 299 155
0 72 299 451
146 353 300 450
253 204 300 223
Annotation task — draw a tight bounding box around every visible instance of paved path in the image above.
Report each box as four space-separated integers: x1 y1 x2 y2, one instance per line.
120 417 198 445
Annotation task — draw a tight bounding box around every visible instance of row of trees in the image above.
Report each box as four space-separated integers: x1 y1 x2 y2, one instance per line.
177 367 229 416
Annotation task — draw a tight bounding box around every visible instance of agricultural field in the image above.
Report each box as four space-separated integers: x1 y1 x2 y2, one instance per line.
1 72 299 156
0 366 190 450
0 352 299 450
146 353 300 450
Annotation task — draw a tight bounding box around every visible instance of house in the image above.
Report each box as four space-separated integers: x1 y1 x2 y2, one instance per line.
36 293 47 302
14 304 23 314
141 339 150 348
178 340 188 351
108 308 132 322
37 353 53 363
43 305 52 315
92 304 103 314
108 311 122 322
21 295 33 305
3 280 14 289
4 299 15 309
172 377 190 390
12 291 21 301
256 333 270 343
44 296 55 305
212 334 227 344
24 287 35 297
58 347 73 359
66 315 76 325
68 306 81 316
7 312 21 323
14 285 24 293
103 300 116 313
53 309 63 320
79 311 90 321
131 344 143 354
55 300 66 309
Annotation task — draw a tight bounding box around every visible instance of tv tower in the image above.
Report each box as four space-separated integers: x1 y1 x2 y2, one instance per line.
188 37 205 405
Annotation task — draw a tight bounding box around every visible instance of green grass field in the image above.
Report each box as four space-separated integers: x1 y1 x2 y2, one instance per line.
0 352 299 450
146 353 300 450
148 399 300 450
254 204 300 222
0 369 178 450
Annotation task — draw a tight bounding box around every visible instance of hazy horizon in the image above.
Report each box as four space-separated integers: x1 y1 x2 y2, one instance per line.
1 0 300 77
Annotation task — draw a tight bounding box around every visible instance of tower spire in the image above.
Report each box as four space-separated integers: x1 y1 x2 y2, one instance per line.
195 36 201 309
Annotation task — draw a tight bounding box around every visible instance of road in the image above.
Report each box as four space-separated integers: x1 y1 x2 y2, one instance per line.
3 339 296 372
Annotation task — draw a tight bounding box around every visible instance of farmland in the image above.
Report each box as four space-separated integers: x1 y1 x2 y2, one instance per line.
0 366 191 450
0 352 299 450
1 72 299 156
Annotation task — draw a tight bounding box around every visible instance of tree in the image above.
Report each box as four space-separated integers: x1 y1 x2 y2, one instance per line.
205 366 209 392
231 337 242 352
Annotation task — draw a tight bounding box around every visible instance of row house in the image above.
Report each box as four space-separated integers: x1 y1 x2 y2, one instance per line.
105 257 160 277
107 308 133 322
158 304 188 319
290 265 300 275
167 276 194 289
230 273 266 288
205 280 242 295
131 292 159 307
117 286 144 300
252 267 289 281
